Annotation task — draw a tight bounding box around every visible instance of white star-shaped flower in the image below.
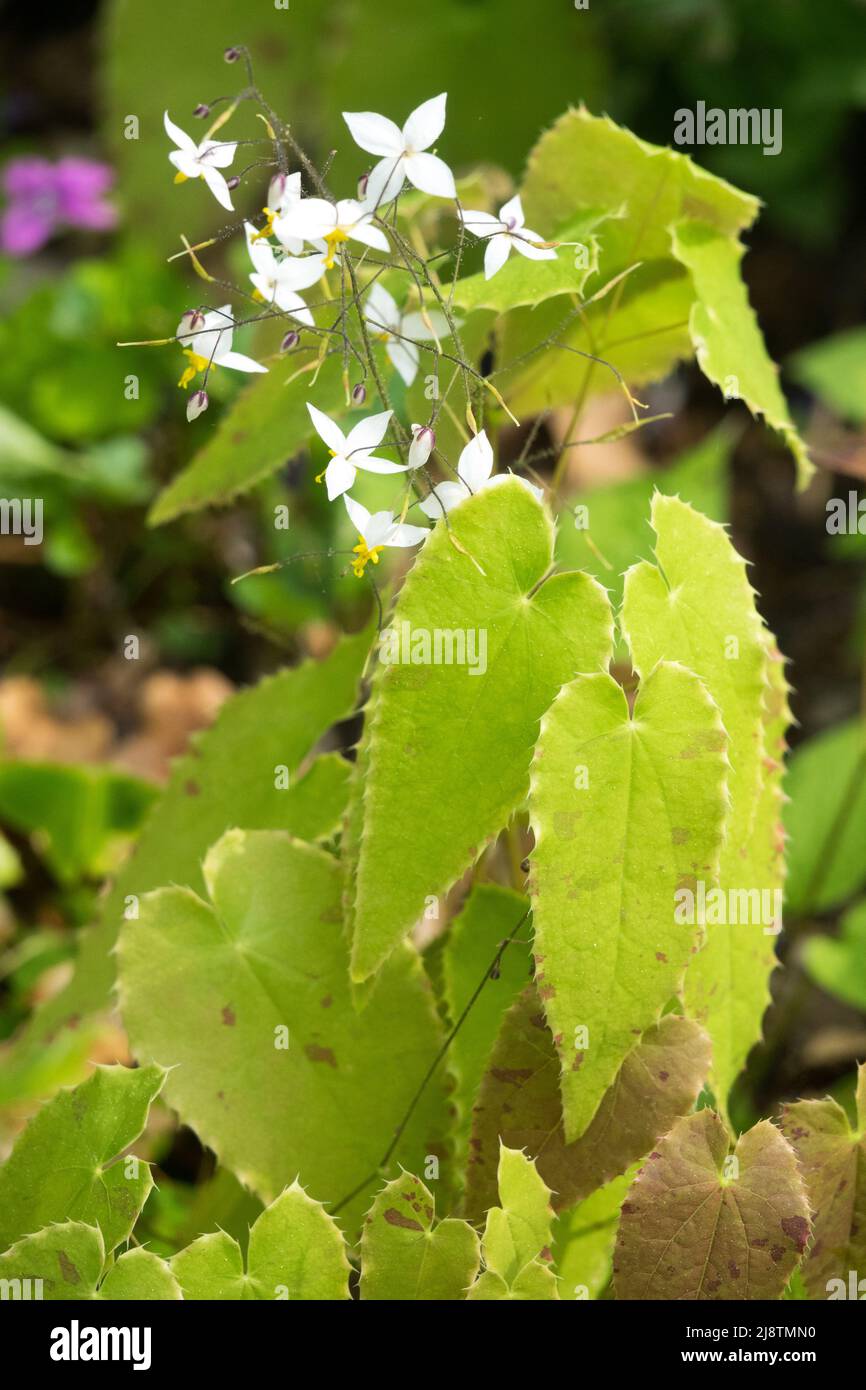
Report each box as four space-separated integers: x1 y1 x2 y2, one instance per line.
419 430 542 518
343 495 428 577
164 112 238 212
343 94 456 209
459 195 557 280
306 403 408 501
175 306 267 390
363 282 454 386
244 224 326 326
275 197 389 269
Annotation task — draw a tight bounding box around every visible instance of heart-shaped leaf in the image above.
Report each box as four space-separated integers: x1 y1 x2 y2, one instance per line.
359 1171 479 1300
118 828 448 1232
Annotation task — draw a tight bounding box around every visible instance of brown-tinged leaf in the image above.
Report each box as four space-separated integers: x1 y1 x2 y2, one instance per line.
464 988 710 1219
779 1064 866 1299
614 1110 811 1300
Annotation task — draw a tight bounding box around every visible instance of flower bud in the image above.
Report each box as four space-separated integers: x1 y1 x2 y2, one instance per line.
352 383 367 405
409 424 435 469
224 46 240 63
280 330 300 352
187 390 209 422
193 103 210 119
182 309 206 332
226 176 240 191
268 173 286 205
357 172 369 200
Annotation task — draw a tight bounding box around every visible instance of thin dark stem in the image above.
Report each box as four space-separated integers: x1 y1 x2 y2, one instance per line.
329 902 533 1217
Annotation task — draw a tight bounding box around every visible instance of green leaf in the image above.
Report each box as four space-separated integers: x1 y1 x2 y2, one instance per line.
498 105 759 415
149 354 345 525
804 900 866 1011
118 829 447 1233
555 424 732 618
0 1064 164 1254
0 1221 179 1300
614 1110 811 1300
670 221 811 486
790 327 866 426
13 629 371 1068
439 884 533 1180
359 1171 479 1301
779 1064 866 1299
784 718 866 915
0 762 156 885
622 494 782 1113
529 660 728 1140
553 1171 632 1301
520 108 758 267
348 481 613 981
99 1246 182 1301
467 1144 558 1300
172 1182 350 1300
464 991 710 1218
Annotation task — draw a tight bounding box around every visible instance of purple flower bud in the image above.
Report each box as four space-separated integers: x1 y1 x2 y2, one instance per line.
226 176 240 191
187 389 209 422
352 383 367 405
193 104 210 119
224 46 240 63
409 424 435 468
182 309 206 332
357 172 369 200
280 330 300 352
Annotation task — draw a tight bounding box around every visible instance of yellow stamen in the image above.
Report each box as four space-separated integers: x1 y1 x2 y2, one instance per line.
323 227 349 270
251 289 266 303
177 349 217 390
173 171 189 184
252 207 276 241
375 331 391 343
315 449 337 484
351 534 383 578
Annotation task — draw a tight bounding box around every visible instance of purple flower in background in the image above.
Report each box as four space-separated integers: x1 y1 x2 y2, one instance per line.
0 156 117 257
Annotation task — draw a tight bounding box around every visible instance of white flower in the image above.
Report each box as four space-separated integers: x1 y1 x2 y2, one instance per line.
363 282 454 386
419 430 543 518
263 171 304 253
306 403 407 501
175 306 267 389
244 224 326 326
343 495 428 577
164 112 238 212
408 424 435 469
275 197 389 269
343 94 456 208
459 195 557 280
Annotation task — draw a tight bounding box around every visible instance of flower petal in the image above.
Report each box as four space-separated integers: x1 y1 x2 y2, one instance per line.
276 251 328 291
325 455 356 501
364 282 400 334
245 222 275 276
342 110 404 157
164 111 196 154
271 288 314 326
459 209 500 237
388 521 429 547
354 454 409 476
345 409 393 454
348 220 390 253
307 402 347 453
277 197 335 242
201 165 234 211
499 193 524 227
512 231 557 261
343 494 371 533
484 234 511 279
402 93 447 152
217 350 267 373
199 140 238 170
401 309 454 341
169 151 200 179
419 480 468 518
458 430 494 491
402 151 456 199
387 338 420 387
364 157 407 210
